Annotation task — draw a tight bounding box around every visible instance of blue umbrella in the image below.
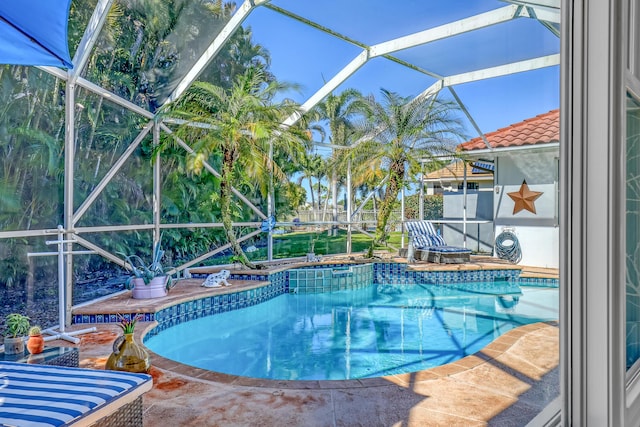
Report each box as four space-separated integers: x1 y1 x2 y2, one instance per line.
0 0 73 68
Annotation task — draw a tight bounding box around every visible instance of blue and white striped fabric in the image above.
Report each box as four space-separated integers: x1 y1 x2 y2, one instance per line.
406 220 471 254
407 220 447 249
412 234 430 249
413 233 447 249
0 361 152 427
405 220 437 238
425 245 472 254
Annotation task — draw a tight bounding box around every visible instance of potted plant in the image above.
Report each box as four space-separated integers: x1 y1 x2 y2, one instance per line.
106 314 150 373
26 325 45 354
120 242 175 299
4 313 30 355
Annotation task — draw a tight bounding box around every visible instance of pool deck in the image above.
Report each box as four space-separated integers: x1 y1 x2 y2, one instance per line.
60 256 559 426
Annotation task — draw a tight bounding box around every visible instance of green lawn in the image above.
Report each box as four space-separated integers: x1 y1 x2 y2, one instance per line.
242 229 402 261
209 229 403 265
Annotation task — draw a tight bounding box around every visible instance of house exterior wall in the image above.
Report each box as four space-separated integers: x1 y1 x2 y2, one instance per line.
493 149 559 268
442 186 494 253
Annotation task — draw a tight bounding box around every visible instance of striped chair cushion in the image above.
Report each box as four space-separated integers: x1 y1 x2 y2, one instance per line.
0 361 152 427
405 220 437 237
412 233 447 249
425 245 472 253
426 233 446 246
412 234 430 249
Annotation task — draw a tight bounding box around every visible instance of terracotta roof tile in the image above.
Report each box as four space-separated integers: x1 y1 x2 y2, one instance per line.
458 109 559 151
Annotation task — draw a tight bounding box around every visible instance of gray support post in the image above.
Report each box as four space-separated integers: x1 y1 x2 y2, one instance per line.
63 80 75 327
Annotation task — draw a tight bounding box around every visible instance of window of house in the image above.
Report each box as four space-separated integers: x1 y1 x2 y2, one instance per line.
457 182 479 190
627 94 640 372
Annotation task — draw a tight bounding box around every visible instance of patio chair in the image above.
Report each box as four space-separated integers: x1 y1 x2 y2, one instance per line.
0 361 152 426
402 220 472 264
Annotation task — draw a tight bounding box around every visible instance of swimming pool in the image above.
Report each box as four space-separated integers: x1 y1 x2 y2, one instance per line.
145 281 558 381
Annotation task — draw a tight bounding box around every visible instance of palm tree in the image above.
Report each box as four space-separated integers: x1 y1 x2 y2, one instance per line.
162 67 310 268
310 89 369 235
297 152 325 213
345 89 464 255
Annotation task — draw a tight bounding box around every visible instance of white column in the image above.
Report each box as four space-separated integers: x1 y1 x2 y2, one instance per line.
346 159 352 254
463 161 468 248
267 141 274 261
153 122 161 247
561 1 625 425
63 79 75 326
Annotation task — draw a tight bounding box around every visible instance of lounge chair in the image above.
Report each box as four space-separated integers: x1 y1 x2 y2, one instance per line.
401 220 472 264
0 361 152 426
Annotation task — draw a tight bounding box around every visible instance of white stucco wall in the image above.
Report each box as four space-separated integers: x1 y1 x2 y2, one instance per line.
493 149 559 268
443 187 494 253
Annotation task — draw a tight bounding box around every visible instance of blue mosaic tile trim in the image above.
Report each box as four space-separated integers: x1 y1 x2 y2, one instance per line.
271 270 288 293
190 272 270 282
191 270 288 291
288 264 374 294
72 312 155 325
372 263 521 285
144 279 287 340
517 277 559 287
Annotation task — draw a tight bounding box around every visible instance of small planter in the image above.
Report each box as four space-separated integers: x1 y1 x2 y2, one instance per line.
131 276 168 299
121 241 174 299
27 334 45 354
4 313 30 355
4 336 25 355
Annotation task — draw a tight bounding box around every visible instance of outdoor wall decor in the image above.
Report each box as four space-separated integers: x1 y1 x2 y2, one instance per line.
507 180 543 214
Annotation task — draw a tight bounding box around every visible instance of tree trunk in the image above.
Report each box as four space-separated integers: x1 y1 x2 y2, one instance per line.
220 149 259 269
316 174 323 219
307 176 315 218
373 162 404 249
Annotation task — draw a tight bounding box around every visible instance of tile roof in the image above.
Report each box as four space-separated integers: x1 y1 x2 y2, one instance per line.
424 160 492 181
458 109 559 151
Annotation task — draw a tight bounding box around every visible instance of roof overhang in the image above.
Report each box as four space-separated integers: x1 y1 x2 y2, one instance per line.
423 175 494 183
460 141 559 159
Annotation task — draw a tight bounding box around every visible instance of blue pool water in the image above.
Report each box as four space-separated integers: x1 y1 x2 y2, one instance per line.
145 282 558 380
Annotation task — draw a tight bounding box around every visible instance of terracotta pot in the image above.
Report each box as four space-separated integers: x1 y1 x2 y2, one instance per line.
3 336 24 355
131 276 168 299
27 334 45 354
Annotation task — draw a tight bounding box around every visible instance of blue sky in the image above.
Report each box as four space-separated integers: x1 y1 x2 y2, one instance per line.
243 0 560 142
240 1 560 201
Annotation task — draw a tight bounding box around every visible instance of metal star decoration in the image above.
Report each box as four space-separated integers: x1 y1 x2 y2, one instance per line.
507 180 543 214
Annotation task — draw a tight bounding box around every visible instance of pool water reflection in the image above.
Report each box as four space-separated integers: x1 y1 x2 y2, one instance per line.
145 282 558 380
